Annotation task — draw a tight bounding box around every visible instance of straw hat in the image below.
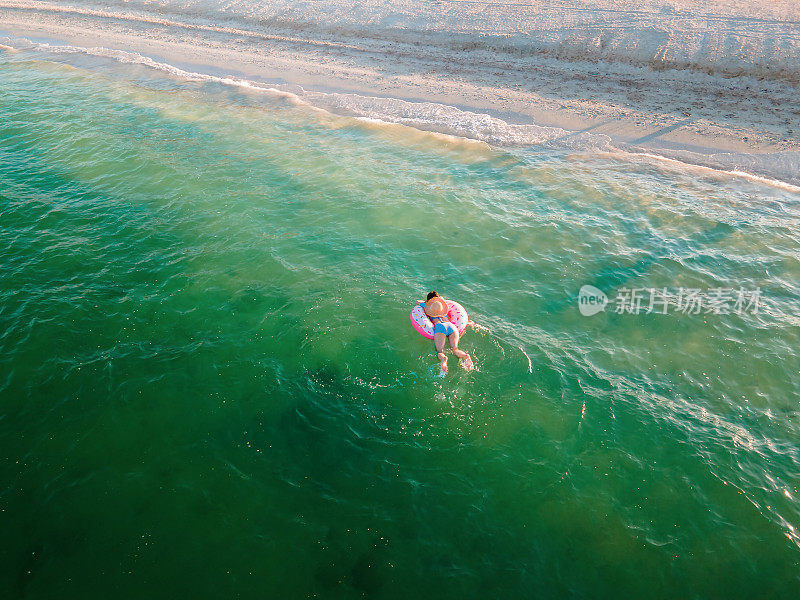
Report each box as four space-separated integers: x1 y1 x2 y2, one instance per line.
424 296 449 318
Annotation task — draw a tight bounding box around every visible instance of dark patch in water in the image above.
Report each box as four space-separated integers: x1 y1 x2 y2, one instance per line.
314 529 393 596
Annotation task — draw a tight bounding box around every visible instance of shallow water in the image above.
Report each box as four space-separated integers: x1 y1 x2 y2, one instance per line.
1 50 800 598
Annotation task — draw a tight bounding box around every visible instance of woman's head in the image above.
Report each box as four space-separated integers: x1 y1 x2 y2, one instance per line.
423 291 448 318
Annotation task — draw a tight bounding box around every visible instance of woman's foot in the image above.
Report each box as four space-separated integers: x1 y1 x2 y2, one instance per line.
461 354 474 371
440 356 448 374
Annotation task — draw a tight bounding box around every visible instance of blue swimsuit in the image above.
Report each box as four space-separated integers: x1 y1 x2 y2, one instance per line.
432 318 457 337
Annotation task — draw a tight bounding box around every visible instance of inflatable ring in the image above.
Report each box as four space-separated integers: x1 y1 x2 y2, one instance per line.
410 300 468 340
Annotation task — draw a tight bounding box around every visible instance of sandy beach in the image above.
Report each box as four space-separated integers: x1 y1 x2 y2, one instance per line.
2 0 799 184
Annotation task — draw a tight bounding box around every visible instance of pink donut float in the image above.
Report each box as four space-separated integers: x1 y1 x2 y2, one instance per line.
410 300 469 340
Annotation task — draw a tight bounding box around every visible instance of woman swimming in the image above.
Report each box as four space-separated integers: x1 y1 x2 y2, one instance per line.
421 291 473 373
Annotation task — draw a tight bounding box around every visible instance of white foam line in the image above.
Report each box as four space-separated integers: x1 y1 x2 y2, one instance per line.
19 38 314 104
725 169 800 194
608 150 800 194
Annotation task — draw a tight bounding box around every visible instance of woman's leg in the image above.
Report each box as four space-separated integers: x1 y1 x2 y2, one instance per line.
447 331 469 359
434 332 448 372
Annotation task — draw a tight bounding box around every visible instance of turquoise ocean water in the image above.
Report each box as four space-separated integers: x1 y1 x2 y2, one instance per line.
2 49 800 598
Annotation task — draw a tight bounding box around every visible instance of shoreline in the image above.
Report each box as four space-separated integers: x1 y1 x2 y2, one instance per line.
2 0 799 188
